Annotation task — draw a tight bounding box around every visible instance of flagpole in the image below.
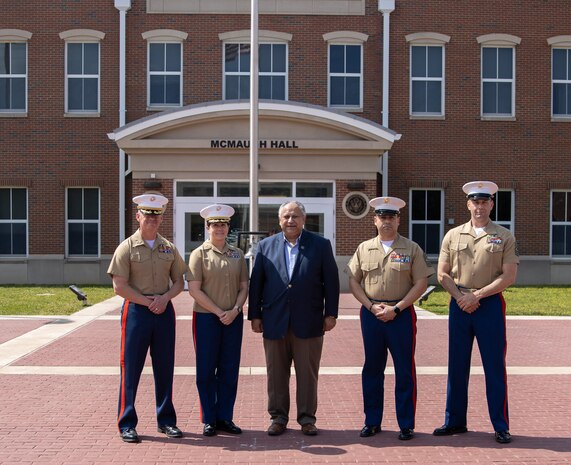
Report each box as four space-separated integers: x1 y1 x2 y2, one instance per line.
249 0 259 253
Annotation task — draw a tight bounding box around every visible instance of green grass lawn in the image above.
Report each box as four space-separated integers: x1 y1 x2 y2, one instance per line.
0 285 116 316
421 286 571 316
0 285 569 317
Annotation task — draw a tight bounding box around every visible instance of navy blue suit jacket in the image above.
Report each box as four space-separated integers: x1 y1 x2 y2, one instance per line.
248 230 340 339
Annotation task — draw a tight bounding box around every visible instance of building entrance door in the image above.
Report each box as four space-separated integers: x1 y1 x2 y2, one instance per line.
174 197 334 264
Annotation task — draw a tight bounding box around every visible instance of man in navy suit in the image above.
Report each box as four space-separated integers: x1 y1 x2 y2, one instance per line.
248 200 340 436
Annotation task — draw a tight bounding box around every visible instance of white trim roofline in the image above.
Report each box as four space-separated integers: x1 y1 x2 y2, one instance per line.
108 100 401 143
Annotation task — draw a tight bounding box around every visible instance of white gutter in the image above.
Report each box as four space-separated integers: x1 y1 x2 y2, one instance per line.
378 0 395 196
114 0 131 242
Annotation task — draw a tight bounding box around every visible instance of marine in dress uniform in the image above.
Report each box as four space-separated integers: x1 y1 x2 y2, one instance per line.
433 181 519 444
107 193 188 443
187 204 248 437
346 197 434 440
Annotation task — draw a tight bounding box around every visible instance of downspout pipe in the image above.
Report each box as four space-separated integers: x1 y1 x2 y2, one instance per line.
378 0 395 196
115 0 131 242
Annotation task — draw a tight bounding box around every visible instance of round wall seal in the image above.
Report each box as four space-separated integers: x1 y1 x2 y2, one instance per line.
342 192 370 219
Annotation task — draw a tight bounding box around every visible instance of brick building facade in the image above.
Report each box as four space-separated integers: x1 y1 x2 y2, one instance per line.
1 0 570 286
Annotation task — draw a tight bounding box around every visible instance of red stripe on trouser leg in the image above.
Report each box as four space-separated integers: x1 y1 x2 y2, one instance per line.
117 299 130 431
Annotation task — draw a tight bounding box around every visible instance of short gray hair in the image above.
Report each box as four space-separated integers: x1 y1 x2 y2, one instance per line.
278 200 306 218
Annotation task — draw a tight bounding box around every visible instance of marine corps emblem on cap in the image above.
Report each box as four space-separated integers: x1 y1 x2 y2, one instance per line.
133 193 168 215
200 204 235 223
369 196 406 216
462 181 498 200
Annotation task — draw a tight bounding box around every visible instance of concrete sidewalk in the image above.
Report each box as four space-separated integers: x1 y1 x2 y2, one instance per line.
0 293 570 465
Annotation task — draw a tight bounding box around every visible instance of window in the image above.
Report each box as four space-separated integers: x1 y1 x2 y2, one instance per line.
0 42 27 112
482 47 514 116
410 189 443 255
406 33 450 117
149 42 182 106
553 48 571 117
477 35 520 118
176 182 214 197
0 188 27 256
490 190 514 230
67 188 99 256
224 43 287 100
142 30 187 107
66 42 99 112
411 46 444 115
177 181 333 198
60 30 104 114
477 34 521 118
328 44 362 108
551 191 571 256
260 44 287 100
224 43 250 100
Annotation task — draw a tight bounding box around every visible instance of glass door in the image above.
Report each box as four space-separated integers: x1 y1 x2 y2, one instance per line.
175 200 334 264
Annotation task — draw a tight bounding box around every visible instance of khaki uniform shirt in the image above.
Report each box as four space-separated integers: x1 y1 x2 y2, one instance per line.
346 234 434 301
187 241 248 313
107 229 188 295
439 220 519 289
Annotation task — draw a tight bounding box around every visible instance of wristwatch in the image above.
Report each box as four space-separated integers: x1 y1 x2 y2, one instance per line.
234 306 243 313
393 306 401 316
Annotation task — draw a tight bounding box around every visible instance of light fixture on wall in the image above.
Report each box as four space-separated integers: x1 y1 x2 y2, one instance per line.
347 181 365 190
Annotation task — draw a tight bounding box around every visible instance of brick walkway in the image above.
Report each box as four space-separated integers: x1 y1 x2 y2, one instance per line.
1 293 570 465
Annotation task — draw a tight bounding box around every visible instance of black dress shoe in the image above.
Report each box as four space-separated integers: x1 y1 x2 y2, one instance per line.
433 425 468 436
360 425 381 437
120 428 141 443
203 423 217 436
399 428 414 440
157 425 183 438
495 430 511 444
217 420 242 434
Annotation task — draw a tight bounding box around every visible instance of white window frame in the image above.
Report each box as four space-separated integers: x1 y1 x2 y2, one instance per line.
408 188 444 257
259 42 288 100
64 42 100 113
481 46 515 117
147 42 183 107
327 43 363 109
548 36 571 119
0 29 32 114
478 34 521 119
550 190 571 257
0 187 28 256
491 189 515 231
66 187 100 258
142 30 187 109
406 33 450 118
324 31 368 111
223 42 251 100
59 30 104 116
220 30 291 101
